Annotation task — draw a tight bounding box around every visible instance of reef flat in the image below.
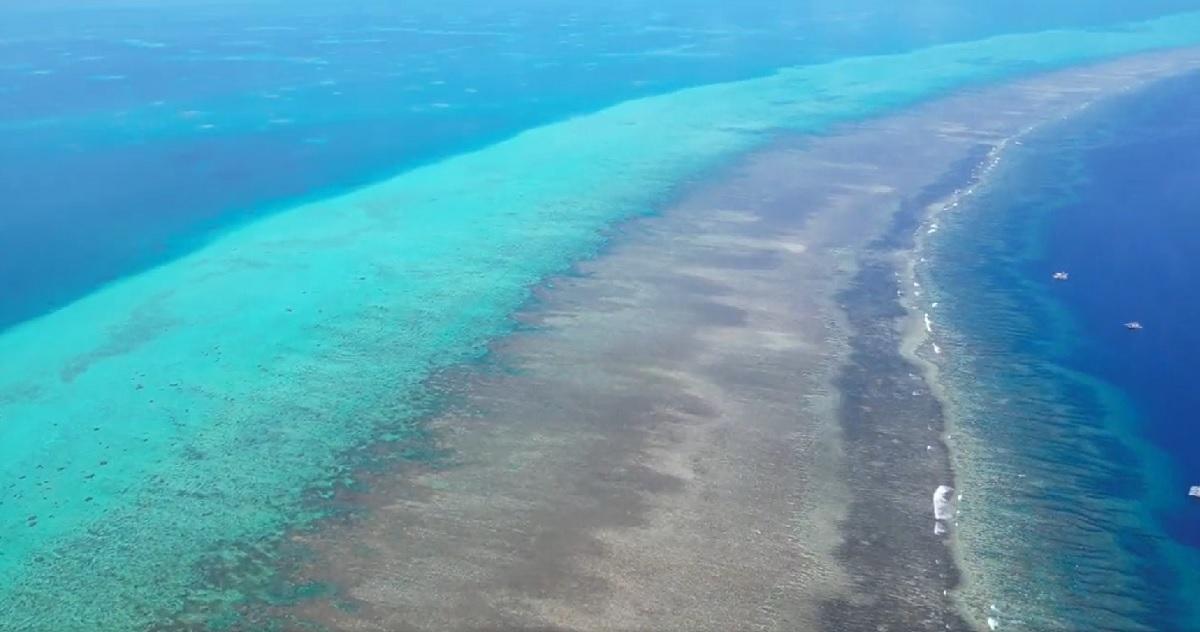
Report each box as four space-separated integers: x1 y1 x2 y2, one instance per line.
267 48 1200 631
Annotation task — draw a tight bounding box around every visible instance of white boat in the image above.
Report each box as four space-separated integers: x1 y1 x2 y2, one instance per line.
1190 486 1200 499
1124 321 1144 331
1052 271 1069 281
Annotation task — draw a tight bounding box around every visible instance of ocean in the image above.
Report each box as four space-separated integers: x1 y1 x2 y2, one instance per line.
920 70 1200 629
6 0 1200 332
3 1 1200 629
1042 72 1200 551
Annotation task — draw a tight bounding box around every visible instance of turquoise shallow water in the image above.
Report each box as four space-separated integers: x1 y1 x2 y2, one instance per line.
6 0 1200 332
6 4 1200 629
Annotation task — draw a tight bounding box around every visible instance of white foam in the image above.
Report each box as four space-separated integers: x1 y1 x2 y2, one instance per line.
122 38 166 49
934 485 956 520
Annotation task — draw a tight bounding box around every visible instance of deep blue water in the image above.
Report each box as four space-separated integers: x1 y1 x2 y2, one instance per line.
1034 71 1200 548
925 67 1200 629
4 0 1200 332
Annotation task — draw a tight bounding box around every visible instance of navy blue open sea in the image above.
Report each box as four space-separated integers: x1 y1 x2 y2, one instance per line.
1041 72 1200 549
925 68 1200 629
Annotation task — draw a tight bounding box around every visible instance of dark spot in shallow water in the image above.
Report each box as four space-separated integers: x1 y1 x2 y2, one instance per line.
696 300 749 327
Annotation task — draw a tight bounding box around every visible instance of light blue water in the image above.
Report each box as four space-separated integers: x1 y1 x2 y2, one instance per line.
5 2 1200 629
4 0 1200 331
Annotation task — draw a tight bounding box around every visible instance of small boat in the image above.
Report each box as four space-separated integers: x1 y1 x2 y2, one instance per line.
1190 486 1200 499
1124 321 1144 331
1052 271 1069 281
